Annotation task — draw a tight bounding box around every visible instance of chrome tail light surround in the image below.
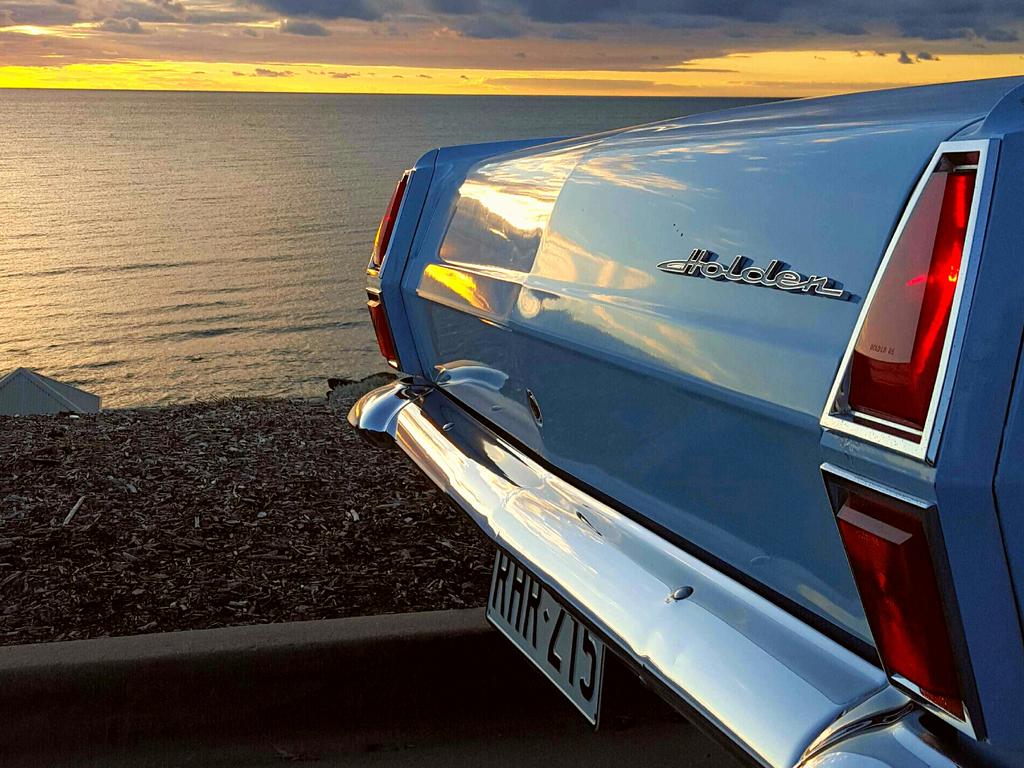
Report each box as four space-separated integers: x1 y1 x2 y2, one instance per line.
821 464 982 739
820 139 997 463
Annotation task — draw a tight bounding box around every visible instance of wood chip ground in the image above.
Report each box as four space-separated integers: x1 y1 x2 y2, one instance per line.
0 396 493 646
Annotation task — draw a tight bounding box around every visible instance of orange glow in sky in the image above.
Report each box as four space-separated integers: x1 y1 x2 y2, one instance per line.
0 1 1022 96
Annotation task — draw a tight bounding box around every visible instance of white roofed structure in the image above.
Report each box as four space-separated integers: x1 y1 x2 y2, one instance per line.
0 368 100 416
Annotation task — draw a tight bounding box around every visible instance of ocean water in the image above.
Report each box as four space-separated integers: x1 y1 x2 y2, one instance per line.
0 90 766 406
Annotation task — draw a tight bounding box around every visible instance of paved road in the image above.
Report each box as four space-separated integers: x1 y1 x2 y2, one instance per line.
43 716 734 767
3 611 741 767
21 654 740 768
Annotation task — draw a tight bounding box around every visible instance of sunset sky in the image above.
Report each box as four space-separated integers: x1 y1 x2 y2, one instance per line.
1 0 1022 95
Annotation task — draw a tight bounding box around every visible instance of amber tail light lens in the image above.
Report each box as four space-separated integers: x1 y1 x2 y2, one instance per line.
848 152 979 435
369 172 410 273
834 489 965 720
367 291 400 369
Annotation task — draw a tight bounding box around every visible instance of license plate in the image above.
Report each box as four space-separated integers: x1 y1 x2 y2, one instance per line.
486 550 605 724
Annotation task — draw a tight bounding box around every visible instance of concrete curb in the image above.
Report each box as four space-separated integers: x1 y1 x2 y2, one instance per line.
0 608 547 757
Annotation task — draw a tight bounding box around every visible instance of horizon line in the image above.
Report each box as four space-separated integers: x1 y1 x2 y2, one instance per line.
0 84 793 99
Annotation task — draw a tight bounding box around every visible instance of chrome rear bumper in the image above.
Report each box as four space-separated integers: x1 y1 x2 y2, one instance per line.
349 381 967 767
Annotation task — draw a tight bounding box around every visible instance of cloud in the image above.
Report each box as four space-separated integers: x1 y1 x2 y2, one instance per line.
99 16 144 32
897 49 913 63
417 72 431 77
157 0 185 14
515 0 614 23
897 17 969 40
484 0 1024 47
253 67 293 76
455 14 524 38
486 76 663 90
184 8 268 23
550 26 595 40
822 20 867 36
515 0 784 24
425 0 480 13
279 18 330 34
93 1 183 23
0 1 80 26
892 5 1022 41
330 70 359 77
916 50 938 60
979 27 1020 42
250 0 381 21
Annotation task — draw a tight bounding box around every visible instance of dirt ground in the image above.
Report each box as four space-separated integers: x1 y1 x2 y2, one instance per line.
0 394 493 645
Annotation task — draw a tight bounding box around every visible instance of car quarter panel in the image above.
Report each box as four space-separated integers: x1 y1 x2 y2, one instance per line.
397 77 1024 647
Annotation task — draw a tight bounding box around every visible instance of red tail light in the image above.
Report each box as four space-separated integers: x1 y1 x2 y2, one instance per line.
369 172 410 274
821 141 989 461
848 152 978 433
823 468 974 728
367 290 400 369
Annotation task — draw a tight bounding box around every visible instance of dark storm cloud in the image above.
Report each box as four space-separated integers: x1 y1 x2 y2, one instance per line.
455 13 523 37
250 0 382 21
511 0 785 24
4 0 1021 55
549 26 595 40
279 17 329 33
890 1 1024 41
978 26 1020 42
425 0 480 13
486 0 1023 44
821 20 867 36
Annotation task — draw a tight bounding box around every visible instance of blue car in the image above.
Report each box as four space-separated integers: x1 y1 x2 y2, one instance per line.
349 75 1024 767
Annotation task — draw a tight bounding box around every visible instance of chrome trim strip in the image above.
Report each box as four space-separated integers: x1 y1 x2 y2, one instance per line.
352 383 897 768
820 139 997 464
819 463 931 510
